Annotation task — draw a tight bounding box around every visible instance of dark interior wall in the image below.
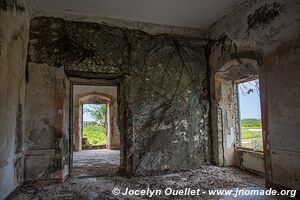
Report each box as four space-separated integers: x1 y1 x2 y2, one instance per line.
27 17 210 174
0 0 30 198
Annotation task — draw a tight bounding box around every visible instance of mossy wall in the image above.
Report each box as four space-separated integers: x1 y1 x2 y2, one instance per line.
28 17 210 174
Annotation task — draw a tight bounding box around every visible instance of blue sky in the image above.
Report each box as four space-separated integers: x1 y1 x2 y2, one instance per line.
83 104 97 122
83 112 95 121
238 80 261 119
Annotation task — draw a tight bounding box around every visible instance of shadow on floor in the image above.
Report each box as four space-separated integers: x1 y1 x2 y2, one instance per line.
72 149 120 177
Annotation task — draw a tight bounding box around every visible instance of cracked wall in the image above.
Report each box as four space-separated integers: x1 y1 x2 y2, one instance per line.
27 17 210 174
208 0 300 190
0 0 30 198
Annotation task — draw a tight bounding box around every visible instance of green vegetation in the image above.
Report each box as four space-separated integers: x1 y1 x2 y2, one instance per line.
241 127 261 139
83 104 107 125
83 124 106 145
241 118 261 128
241 119 262 139
240 119 262 149
83 103 108 145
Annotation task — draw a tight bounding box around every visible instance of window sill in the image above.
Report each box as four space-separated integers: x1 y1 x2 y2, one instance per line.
236 145 263 154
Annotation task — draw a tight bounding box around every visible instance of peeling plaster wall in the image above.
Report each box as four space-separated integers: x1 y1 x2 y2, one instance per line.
214 78 238 167
236 149 265 174
208 0 300 190
27 17 210 174
263 47 300 190
0 0 30 199
24 63 70 181
73 85 120 150
209 57 259 167
208 0 300 54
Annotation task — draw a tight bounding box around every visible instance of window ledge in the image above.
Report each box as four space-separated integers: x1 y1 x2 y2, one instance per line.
236 145 263 154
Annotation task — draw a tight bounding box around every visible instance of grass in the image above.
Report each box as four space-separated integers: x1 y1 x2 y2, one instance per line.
83 124 107 145
240 119 262 149
241 119 262 139
241 118 261 128
241 127 262 139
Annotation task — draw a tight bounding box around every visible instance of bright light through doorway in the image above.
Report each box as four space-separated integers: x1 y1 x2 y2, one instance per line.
82 104 107 147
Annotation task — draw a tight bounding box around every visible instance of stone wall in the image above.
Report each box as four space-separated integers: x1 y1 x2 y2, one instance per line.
0 0 30 198
27 17 210 174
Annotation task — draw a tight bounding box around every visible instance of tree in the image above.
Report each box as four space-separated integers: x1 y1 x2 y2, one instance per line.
83 104 107 126
239 79 260 96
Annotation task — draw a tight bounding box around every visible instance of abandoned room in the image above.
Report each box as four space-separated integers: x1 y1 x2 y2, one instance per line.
0 0 299 199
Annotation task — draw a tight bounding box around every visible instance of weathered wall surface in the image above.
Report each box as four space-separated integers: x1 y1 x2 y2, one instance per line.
25 63 70 181
208 0 299 54
209 56 260 167
263 47 300 190
28 17 210 174
208 0 300 190
31 10 205 38
237 149 265 174
0 0 30 199
73 85 120 150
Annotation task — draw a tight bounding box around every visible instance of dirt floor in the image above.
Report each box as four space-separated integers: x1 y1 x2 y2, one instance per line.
72 149 120 177
10 166 270 200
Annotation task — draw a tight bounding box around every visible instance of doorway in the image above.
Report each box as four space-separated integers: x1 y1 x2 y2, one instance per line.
71 84 121 177
82 103 107 149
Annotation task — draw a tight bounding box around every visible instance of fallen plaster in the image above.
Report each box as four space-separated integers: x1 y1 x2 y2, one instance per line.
10 166 264 200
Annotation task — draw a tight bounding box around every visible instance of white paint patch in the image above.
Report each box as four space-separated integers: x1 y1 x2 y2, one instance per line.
179 120 189 129
248 128 262 132
159 123 172 130
176 132 189 142
226 127 235 148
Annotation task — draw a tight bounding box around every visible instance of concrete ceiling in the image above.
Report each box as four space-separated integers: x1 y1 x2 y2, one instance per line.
28 0 242 29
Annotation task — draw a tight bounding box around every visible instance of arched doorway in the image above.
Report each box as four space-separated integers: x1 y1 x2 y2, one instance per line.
73 93 120 151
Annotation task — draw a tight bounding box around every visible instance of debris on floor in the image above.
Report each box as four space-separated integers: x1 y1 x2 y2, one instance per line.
73 149 120 177
11 166 264 200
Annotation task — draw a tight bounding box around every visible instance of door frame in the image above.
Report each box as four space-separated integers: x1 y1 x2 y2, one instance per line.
68 76 127 177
